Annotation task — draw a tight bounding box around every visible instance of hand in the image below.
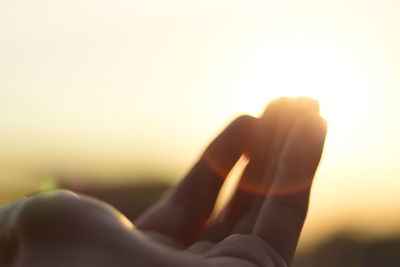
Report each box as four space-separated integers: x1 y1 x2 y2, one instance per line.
0 97 327 267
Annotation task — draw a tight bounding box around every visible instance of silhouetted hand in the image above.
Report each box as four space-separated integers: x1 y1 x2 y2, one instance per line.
0 97 327 267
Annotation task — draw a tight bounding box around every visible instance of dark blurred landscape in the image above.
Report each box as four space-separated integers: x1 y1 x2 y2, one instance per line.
293 232 400 267
55 179 400 267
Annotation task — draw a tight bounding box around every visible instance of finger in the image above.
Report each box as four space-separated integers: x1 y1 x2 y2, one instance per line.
252 115 327 264
204 98 319 240
135 115 256 244
201 98 297 240
231 97 320 232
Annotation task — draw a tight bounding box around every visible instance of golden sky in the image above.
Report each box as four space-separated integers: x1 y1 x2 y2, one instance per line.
1 0 400 245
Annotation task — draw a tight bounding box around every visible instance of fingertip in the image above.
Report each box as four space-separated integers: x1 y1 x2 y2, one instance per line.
261 97 296 117
231 114 258 130
282 114 328 171
206 114 257 152
295 97 320 116
305 115 327 140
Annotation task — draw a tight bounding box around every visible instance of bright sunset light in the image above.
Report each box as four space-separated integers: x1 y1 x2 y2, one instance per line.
216 35 375 148
1 0 400 252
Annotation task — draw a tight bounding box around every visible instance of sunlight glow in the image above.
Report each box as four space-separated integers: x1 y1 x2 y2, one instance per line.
226 36 373 149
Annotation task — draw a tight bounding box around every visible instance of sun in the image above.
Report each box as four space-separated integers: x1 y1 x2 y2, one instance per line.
210 35 374 211
224 36 373 149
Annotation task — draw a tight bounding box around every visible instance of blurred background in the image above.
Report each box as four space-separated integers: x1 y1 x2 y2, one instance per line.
1 0 400 266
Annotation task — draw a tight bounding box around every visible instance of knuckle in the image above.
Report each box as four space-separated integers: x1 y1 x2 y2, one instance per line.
14 190 85 237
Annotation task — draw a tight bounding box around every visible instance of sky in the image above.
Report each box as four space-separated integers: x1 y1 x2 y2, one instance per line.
1 0 400 246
